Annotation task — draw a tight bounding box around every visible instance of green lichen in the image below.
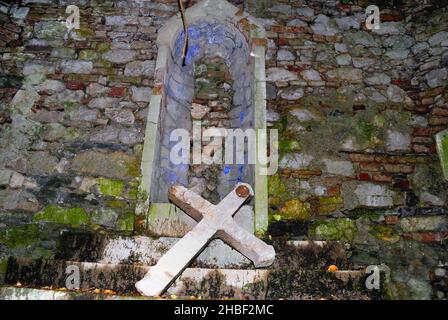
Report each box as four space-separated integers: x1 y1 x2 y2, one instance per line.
0 224 41 248
356 119 375 143
268 175 287 198
108 75 142 85
75 27 95 37
137 188 149 202
64 127 80 140
105 200 129 209
279 199 311 221
319 196 343 205
97 59 113 68
0 258 8 274
318 196 344 214
63 101 77 112
33 205 89 227
96 42 111 53
272 114 288 135
125 186 139 200
279 139 301 153
97 178 125 197
310 218 357 242
116 212 134 231
79 50 99 61
268 174 290 207
91 208 118 228
369 225 400 243
125 158 141 177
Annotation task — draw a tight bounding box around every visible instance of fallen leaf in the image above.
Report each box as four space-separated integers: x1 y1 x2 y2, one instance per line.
327 265 339 272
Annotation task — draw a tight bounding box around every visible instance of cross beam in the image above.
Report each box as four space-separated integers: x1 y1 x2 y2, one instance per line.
135 183 275 296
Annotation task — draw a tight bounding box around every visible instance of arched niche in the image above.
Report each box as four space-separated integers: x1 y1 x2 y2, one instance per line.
138 0 268 237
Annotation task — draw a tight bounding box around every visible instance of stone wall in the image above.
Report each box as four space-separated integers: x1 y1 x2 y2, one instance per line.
189 57 234 204
0 0 177 281
0 0 447 299
250 0 448 299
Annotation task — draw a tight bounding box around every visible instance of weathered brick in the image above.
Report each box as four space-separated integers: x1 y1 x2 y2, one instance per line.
359 162 381 172
372 174 393 183
432 107 448 117
108 87 128 97
384 164 414 174
66 80 86 90
385 215 399 225
348 153 376 162
357 173 371 181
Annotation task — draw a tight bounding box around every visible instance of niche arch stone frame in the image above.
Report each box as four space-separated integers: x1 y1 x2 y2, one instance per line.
137 0 268 237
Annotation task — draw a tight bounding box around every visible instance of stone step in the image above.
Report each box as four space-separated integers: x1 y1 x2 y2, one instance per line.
56 231 252 269
287 240 329 248
4 258 270 299
0 286 152 300
3 257 372 300
56 231 346 270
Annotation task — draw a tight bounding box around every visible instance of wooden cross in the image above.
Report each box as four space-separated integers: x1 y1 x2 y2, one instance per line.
135 183 275 296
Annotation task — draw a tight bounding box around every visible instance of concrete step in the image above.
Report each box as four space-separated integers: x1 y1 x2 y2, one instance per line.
3 257 372 300
4 258 270 299
56 231 252 269
56 231 349 270
0 286 152 300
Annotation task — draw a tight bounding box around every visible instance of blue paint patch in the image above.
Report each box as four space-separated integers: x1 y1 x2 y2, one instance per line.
223 166 233 175
186 43 200 65
239 111 246 123
163 168 178 185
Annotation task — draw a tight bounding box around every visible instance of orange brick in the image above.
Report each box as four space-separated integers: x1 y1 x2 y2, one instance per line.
359 162 381 172
348 153 376 162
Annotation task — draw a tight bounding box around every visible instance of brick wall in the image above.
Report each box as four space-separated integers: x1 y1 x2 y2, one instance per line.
0 0 447 299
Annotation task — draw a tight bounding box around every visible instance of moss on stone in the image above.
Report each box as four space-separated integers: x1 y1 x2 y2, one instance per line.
137 188 149 202
116 212 134 231
91 208 119 228
97 59 113 68
64 127 80 141
310 218 357 242
369 225 400 243
105 200 129 210
33 205 89 227
279 199 311 221
96 42 111 53
268 174 289 207
125 186 139 200
319 196 343 205
63 101 77 112
279 139 301 153
75 27 95 37
268 175 287 197
317 196 344 215
0 258 8 274
126 158 141 178
108 75 141 85
97 178 125 197
79 50 99 61
356 119 375 143
0 224 41 248
345 208 384 220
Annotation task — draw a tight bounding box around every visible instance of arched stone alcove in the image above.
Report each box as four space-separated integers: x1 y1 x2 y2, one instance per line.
138 0 268 237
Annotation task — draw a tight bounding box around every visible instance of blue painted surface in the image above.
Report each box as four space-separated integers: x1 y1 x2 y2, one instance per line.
162 21 251 191
239 111 246 124
174 23 234 66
